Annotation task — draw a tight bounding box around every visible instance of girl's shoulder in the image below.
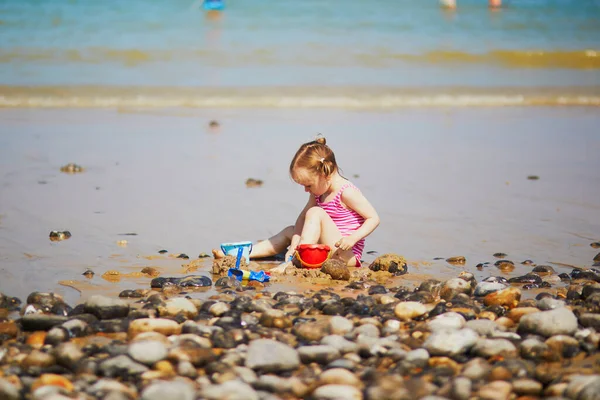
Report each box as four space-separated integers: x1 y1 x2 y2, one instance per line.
339 181 361 200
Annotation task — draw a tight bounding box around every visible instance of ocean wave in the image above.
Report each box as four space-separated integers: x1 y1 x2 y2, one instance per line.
1 86 599 109
0 48 598 69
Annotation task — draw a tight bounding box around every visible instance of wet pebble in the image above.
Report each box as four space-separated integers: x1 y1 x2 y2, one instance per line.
84 295 129 320
423 328 479 357
128 341 168 366
394 301 428 321
368 253 408 275
426 312 466 332
321 259 350 281
245 339 300 373
141 380 195 400
518 307 578 337
298 345 340 364
474 281 508 297
312 384 362 400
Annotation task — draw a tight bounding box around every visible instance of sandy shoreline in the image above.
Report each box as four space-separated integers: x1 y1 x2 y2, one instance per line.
0 107 599 305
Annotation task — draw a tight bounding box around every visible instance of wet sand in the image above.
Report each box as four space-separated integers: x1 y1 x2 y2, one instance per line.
0 107 599 305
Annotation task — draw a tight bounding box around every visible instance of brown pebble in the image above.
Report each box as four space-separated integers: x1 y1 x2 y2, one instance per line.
484 287 521 309
591 242 600 249
446 256 466 265
495 317 516 329
141 267 160 277
321 259 351 280
25 331 47 349
245 178 264 188
0 321 18 338
478 311 497 320
489 366 513 381
506 307 540 323
31 374 74 392
22 350 56 369
128 318 182 339
154 360 176 376
495 261 515 273
478 380 513 400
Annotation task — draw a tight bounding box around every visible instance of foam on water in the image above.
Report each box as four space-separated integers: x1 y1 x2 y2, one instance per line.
1 85 599 108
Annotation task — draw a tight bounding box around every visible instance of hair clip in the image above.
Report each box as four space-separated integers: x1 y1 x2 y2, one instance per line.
319 157 325 163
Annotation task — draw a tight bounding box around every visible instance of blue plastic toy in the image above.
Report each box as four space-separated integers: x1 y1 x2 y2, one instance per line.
223 242 270 283
228 268 271 283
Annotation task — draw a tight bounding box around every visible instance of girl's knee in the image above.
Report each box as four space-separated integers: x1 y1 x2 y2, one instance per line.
305 206 326 220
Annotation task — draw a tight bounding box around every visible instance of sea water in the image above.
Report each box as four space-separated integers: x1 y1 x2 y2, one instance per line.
0 0 599 107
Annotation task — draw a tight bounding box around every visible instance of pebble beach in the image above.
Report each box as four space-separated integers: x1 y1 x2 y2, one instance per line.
2 249 600 399
2 0 600 398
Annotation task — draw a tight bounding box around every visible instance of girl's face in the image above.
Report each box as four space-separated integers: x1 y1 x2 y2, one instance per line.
292 167 330 196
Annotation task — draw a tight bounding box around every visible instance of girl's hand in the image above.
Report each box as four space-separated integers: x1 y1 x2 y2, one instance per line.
335 236 357 251
284 248 295 263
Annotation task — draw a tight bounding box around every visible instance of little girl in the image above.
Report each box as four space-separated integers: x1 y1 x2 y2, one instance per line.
213 137 380 270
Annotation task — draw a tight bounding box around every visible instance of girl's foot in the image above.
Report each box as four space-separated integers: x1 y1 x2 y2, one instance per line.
212 248 225 259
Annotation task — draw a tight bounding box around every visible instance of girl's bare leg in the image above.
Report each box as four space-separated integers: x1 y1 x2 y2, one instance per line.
212 225 294 259
301 207 358 267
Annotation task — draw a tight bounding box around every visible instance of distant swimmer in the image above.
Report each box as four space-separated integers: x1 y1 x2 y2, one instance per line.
439 0 455 8
439 0 456 9
203 0 225 11
489 0 502 8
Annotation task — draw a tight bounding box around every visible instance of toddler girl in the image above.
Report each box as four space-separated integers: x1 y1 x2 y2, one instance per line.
214 136 380 270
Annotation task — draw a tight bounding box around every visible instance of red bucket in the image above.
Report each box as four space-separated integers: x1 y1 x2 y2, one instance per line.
295 244 331 269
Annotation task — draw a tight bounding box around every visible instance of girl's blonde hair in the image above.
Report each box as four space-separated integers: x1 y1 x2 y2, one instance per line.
289 136 339 178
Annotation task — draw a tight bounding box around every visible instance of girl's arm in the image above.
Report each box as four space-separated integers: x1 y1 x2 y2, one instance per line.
285 194 317 260
336 187 380 250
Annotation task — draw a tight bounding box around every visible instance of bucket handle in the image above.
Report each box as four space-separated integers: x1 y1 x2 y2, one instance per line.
220 243 253 259
294 249 331 268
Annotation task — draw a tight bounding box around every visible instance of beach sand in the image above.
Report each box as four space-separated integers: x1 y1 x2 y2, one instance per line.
0 107 599 305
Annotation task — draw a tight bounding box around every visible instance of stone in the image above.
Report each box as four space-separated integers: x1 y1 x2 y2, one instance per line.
141 380 195 400
368 253 408 275
471 339 518 358
423 328 478 357
158 298 198 319
202 381 258 400
440 278 473 300
477 380 512 400
329 316 354 335
298 345 340 364
394 302 427 321
565 375 600 400
245 339 300 373
465 319 504 336
312 384 363 400
517 307 578 337
128 341 168 366
426 312 466 332
321 259 351 280
0 378 20 400
474 282 508 297
84 295 129 320
320 335 358 354
318 368 362 388
128 318 181 339
484 287 521 309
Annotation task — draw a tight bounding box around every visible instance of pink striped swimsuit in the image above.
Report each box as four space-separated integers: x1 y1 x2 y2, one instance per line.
315 183 365 264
